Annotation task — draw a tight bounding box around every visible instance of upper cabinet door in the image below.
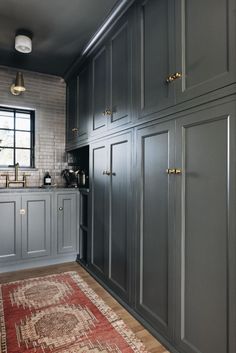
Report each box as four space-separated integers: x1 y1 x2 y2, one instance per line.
92 47 108 132
66 77 79 144
175 0 236 103
108 15 132 128
77 64 90 139
136 0 175 119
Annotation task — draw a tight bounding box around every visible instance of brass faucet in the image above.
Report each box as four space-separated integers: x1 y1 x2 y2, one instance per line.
1 163 30 188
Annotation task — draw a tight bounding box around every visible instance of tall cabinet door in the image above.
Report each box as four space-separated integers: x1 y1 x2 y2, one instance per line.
136 120 175 339
92 47 108 133
66 77 78 144
21 194 51 258
57 193 77 254
90 141 108 278
136 0 175 119
175 102 236 353
107 133 132 301
175 0 236 103
0 195 21 262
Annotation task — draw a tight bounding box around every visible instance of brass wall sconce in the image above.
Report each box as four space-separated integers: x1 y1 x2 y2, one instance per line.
10 72 26 96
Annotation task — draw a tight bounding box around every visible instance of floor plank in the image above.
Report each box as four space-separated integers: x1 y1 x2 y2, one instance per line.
0 262 169 353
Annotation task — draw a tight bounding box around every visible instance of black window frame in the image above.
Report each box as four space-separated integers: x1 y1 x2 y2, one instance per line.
0 106 35 168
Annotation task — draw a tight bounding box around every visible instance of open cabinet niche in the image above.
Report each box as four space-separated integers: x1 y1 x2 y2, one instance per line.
66 145 89 189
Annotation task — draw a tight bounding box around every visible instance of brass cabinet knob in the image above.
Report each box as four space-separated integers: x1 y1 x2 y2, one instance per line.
175 169 182 175
103 109 112 116
71 127 78 132
59 207 63 211
166 72 182 83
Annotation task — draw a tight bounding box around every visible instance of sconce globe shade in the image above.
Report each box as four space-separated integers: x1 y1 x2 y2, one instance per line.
15 34 32 53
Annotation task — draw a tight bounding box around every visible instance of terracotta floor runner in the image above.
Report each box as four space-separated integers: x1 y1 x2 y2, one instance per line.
0 271 149 353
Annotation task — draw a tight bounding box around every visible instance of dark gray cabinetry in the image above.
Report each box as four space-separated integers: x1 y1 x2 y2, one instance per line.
66 77 78 144
91 14 132 134
92 47 107 132
90 141 107 276
175 0 236 103
175 102 236 353
78 65 90 139
136 121 175 339
0 195 21 262
57 193 77 254
21 194 51 258
135 0 236 119
135 0 175 118
90 133 132 301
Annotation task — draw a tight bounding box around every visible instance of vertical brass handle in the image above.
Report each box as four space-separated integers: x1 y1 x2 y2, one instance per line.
166 72 182 83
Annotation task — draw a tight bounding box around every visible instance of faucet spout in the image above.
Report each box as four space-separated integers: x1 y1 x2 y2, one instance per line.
15 163 19 181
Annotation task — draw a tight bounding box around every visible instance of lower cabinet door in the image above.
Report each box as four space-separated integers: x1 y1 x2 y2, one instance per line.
57 193 77 254
136 120 175 339
0 195 21 262
108 133 132 301
175 102 236 353
21 194 51 258
90 141 108 278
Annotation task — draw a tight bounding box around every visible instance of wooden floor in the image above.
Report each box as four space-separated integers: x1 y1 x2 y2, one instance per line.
0 262 169 353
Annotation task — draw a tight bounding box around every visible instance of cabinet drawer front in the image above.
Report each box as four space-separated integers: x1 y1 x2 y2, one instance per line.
21 195 51 258
175 103 236 353
57 193 77 254
0 196 21 261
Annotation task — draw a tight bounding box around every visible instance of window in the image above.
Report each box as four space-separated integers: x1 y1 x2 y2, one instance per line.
0 107 35 168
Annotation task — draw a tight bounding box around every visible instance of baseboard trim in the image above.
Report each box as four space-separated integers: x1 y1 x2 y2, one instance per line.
0 254 77 273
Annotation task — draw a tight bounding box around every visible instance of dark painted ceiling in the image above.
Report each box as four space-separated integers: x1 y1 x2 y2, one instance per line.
0 0 120 77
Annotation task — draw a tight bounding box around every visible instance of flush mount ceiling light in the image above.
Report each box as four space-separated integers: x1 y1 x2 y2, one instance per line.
15 33 32 53
10 72 26 96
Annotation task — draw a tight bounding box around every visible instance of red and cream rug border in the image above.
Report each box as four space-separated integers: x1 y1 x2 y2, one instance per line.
0 271 149 353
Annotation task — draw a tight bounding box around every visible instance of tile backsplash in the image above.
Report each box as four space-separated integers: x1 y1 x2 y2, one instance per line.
0 66 68 187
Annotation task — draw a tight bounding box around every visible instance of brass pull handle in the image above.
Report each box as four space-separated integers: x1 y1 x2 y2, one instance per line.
166 168 182 175
166 168 176 174
166 72 182 83
103 109 112 116
71 127 78 132
59 207 63 211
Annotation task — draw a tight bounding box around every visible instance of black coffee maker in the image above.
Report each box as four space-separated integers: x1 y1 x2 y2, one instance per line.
61 169 79 188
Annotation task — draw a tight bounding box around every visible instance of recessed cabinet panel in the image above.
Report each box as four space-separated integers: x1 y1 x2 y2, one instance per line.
175 105 236 353
66 77 78 143
176 0 236 102
57 193 77 254
0 196 21 261
136 121 175 338
92 47 107 131
109 136 131 297
78 65 90 137
91 143 107 275
138 0 174 118
109 23 131 126
22 195 51 258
